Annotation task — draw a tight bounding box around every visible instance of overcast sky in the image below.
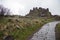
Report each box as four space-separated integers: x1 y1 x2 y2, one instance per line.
0 0 60 16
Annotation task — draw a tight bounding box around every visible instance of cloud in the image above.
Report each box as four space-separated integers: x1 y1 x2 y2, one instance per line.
0 0 60 15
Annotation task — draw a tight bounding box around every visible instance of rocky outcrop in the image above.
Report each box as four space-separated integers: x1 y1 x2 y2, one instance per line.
26 7 52 17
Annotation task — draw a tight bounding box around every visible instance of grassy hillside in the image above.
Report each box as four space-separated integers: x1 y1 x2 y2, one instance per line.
0 16 55 40
55 23 60 40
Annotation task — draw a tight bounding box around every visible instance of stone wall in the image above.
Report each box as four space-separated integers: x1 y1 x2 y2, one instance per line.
26 7 52 17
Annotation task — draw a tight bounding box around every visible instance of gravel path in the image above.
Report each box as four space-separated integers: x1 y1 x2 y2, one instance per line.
30 21 60 40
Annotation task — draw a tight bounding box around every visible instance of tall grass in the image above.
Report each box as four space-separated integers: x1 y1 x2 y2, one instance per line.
0 17 54 40
55 23 60 40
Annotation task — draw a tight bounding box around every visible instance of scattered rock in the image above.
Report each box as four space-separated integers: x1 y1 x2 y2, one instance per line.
4 35 14 40
16 25 20 29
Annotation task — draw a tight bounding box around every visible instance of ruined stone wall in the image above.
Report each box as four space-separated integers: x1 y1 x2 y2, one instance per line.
26 7 52 17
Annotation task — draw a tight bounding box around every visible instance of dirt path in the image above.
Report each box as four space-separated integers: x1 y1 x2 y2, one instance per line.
30 21 60 40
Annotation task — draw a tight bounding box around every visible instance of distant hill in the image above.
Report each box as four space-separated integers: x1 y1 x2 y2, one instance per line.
26 7 52 17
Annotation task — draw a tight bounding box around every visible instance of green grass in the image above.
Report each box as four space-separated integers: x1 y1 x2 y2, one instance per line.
12 22 43 40
0 17 54 40
55 23 60 40
0 17 8 24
